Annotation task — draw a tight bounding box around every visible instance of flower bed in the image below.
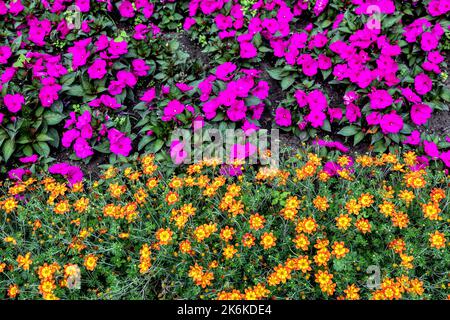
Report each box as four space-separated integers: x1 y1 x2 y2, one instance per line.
0 0 449 178
0 151 449 299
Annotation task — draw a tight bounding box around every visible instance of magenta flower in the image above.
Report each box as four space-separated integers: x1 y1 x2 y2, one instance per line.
4 93 24 113
108 40 128 56
440 151 450 168
170 140 188 165
49 163 84 186
8 168 30 181
275 107 292 127
404 130 421 146
132 59 150 77
0 46 12 64
88 59 108 79
227 100 247 122
230 142 257 162
19 154 38 164
423 140 440 159
305 110 326 128
163 100 185 121
216 62 237 81
108 129 132 157
73 137 94 159
140 88 156 103
369 89 393 110
414 73 433 95
410 103 432 125
380 112 404 134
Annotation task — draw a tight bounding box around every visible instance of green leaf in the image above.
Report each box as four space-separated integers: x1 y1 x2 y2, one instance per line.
149 139 164 153
441 86 450 103
353 132 365 146
43 112 66 125
337 126 358 137
281 76 295 91
266 68 284 81
2 139 15 163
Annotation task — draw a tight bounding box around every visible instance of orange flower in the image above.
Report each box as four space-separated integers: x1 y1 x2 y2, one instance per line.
260 232 277 250
355 218 371 234
17 252 32 271
223 244 238 260
165 191 179 206
249 213 266 230
331 241 349 259
8 284 19 299
242 233 256 248
313 195 329 212
220 226 235 242
293 233 310 251
429 231 446 249
335 214 352 230
155 228 173 245
84 254 98 271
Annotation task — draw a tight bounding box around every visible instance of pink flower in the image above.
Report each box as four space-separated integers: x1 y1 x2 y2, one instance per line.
227 100 247 122
176 83 194 92
4 93 24 113
403 130 421 145
75 0 90 12
410 103 432 125
8 0 24 15
328 108 343 122
307 90 328 111
108 40 128 56
401 87 422 104
68 44 90 70
183 17 196 30
252 81 269 100
8 168 30 181
140 88 156 103
230 142 257 161
423 140 440 159
49 163 84 186
19 154 38 163
117 70 137 87
305 110 326 128
170 140 188 165
73 137 94 159
294 89 308 107
346 103 361 123
240 42 257 59
242 120 259 136
421 32 439 51
440 150 450 168
414 73 432 95
132 59 150 76
0 46 12 64
366 112 382 125
119 0 135 18
108 129 132 157
313 0 329 16
380 112 404 134
369 89 393 109
62 129 80 148
275 107 292 127
39 82 61 107
216 62 237 81
163 100 184 121
87 59 107 79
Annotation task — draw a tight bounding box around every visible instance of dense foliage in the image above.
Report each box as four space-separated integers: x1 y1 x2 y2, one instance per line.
0 0 449 177
0 151 449 299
